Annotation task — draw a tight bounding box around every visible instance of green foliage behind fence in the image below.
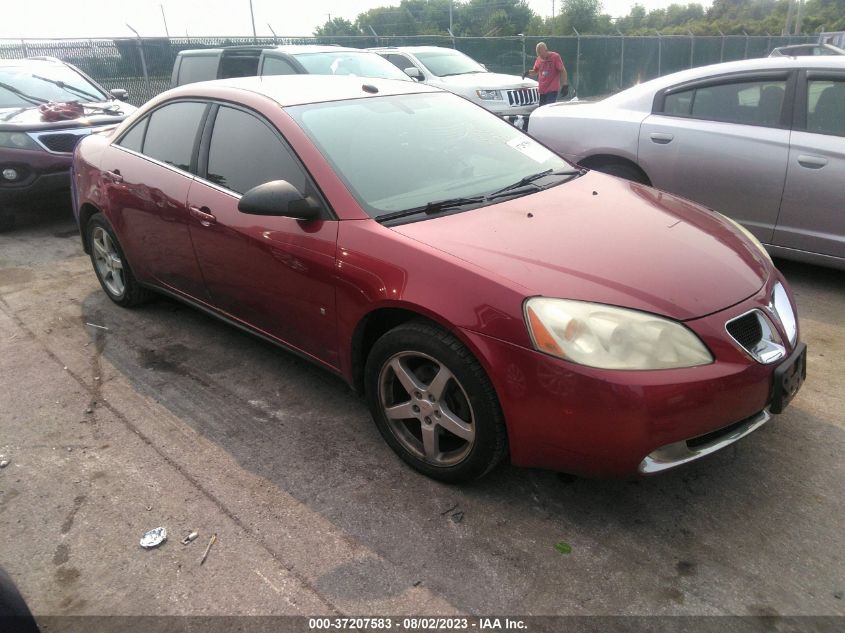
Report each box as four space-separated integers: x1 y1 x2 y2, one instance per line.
0 33 818 107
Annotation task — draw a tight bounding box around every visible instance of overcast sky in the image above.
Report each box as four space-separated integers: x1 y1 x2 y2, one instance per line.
0 0 712 40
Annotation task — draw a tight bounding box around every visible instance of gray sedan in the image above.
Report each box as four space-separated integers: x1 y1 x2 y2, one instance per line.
529 56 845 270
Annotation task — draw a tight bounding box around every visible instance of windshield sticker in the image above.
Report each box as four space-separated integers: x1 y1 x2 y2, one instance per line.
507 137 555 163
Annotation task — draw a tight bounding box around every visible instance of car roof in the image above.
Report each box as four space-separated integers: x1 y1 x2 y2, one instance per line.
166 74 441 107
178 45 377 57
369 46 462 54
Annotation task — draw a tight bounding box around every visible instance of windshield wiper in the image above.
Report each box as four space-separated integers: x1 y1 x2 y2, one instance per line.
375 195 486 224
0 81 47 106
488 168 582 198
31 74 103 102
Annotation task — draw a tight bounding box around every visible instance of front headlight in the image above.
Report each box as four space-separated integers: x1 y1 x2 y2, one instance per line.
524 298 713 370
476 89 503 100
719 214 772 265
0 132 40 151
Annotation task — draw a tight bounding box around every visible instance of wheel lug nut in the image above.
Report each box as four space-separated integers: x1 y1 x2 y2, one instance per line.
428 395 435 402
414 392 422 399
424 417 431 424
435 411 441 417
412 405 420 413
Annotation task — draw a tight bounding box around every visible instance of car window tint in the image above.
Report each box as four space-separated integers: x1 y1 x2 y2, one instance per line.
178 55 219 85
219 53 260 79
262 56 298 75
143 102 206 171
385 54 412 70
117 117 147 153
206 106 306 194
664 89 692 115
807 79 845 136
689 79 786 127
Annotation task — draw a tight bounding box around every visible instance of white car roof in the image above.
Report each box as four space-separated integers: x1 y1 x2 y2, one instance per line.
369 46 466 54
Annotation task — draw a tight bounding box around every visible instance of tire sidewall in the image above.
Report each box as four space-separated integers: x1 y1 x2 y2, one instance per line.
86 214 129 304
365 323 505 482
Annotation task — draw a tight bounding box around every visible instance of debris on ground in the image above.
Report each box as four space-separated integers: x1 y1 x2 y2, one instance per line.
0 459 9 469
835 590 843 600
413 580 422 587
439 503 458 516
85 322 109 331
200 533 217 565
450 511 464 524
145 505 152 511
554 542 572 554
181 531 198 545
140 527 167 549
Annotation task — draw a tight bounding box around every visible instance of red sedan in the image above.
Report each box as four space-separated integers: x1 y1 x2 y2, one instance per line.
71 75 805 482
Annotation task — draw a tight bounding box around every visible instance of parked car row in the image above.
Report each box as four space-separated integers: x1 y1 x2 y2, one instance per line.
528 56 845 270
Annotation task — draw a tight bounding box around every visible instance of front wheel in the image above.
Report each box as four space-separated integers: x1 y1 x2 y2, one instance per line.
365 320 508 482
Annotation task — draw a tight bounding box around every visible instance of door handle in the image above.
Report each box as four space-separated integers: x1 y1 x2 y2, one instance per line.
797 154 828 169
189 205 217 227
106 169 123 183
650 132 674 144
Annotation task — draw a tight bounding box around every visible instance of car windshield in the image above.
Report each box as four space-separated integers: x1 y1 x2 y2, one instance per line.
0 63 108 108
412 50 486 77
292 51 410 81
288 92 573 221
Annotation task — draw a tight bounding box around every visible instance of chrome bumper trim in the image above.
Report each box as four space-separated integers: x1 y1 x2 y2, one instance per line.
638 409 771 474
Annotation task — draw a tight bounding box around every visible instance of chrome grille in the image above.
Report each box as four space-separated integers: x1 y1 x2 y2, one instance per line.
506 87 539 107
726 312 763 350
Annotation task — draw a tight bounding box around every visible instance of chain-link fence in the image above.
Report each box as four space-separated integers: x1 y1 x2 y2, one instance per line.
0 33 819 106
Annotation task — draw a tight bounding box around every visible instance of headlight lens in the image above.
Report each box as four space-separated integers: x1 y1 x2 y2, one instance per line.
0 132 39 151
476 89 503 100
719 214 772 264
524 298 713 370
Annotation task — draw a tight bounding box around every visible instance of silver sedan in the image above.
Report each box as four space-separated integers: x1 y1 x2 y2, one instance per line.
529 56 845 270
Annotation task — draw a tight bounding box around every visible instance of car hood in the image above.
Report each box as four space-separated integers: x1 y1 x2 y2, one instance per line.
0 102 135 131
437 72 537 90
392 172 769 321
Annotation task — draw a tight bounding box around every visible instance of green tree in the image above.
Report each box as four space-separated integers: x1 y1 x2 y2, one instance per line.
313 17 360 37
560 0 603 33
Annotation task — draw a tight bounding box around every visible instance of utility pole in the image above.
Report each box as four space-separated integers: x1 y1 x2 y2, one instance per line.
160 4 170 38
784 0 794 35
249 0 257 43
794 0 804 35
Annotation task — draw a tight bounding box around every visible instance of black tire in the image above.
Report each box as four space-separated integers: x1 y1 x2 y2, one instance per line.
85 213 153 307
365 320 508 483
593 161 649 184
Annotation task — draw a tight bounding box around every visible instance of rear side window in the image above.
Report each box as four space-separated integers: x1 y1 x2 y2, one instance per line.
143 102 206 171
118 117 147 153
219 53 260 79
261 56 298 76
206 106 306 194
177 55 219 85
662 79 787 127
807 79 845 136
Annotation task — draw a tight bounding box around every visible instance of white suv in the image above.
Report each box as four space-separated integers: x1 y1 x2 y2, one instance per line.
370 46 538 126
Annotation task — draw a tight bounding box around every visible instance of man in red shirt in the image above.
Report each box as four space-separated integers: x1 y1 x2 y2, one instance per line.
526 42 569 106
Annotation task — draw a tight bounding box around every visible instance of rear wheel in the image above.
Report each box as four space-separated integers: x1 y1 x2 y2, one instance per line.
365 320 507 482
86 213 152 307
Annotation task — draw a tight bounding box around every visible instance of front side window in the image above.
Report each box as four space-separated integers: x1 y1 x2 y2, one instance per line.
0 63 108 107
662 78 787 127
288 92 573 220
385 54 414 71
412 50 486 77
206 106 306 195
291 52 410 81
807 79 845 136
142 102 206 171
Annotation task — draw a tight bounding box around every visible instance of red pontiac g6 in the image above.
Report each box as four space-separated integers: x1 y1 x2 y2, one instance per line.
71 76 806 482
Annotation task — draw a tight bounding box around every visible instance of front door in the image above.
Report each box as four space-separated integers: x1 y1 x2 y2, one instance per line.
186 104 340 368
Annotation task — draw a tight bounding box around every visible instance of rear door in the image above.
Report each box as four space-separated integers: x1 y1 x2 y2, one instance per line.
638 71 794 243
103 100 210 300
185 103 340 367
773 70 845 261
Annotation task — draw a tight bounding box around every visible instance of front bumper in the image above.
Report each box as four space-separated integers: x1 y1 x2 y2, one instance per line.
0 147 71 207
461 277 803 478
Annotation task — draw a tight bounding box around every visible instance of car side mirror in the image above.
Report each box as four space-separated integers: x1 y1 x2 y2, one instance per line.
238 180 321 221
110 88 129 101
404 67 423 80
